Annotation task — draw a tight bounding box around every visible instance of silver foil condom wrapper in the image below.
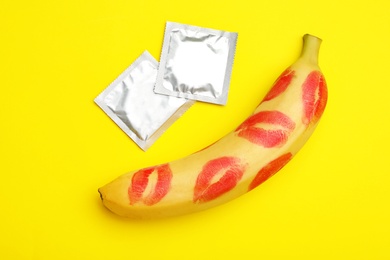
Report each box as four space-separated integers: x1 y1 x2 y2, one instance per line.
154 22 238 105
95 51 194 151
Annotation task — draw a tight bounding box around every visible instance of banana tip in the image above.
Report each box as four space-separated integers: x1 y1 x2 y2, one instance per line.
98 189 103 201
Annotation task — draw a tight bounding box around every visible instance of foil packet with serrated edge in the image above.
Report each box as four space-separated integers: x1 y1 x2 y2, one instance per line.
95 51 194 151
154 21 238 105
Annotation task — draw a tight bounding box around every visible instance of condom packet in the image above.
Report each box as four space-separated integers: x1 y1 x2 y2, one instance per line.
95 51 195 151
154 21 238 105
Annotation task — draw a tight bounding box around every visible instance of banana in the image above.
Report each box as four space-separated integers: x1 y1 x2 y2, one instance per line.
98 34 328 219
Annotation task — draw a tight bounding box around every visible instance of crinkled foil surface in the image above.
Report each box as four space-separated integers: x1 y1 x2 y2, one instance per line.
155 22 238 105
95 51 194 150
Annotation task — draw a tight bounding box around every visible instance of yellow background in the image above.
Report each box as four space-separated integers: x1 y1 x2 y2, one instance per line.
1 0 389 259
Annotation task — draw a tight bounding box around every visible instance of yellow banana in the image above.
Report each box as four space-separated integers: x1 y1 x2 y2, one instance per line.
98 34 328 219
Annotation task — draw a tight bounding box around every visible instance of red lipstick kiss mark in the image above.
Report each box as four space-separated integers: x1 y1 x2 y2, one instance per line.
194 156 246 203
128 164 173 206
248 153 293 191
262 69 295 102
302 71 328 126
235 111 296 148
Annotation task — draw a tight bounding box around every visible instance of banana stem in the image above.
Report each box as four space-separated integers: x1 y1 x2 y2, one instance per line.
300 34 322 65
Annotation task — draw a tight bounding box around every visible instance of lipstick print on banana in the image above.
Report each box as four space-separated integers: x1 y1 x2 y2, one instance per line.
302 71 327 126
248 153 293 191
128 164 173 206
98 34 328 218
262 69 295 102
235 110 296 148
193 156 247 203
